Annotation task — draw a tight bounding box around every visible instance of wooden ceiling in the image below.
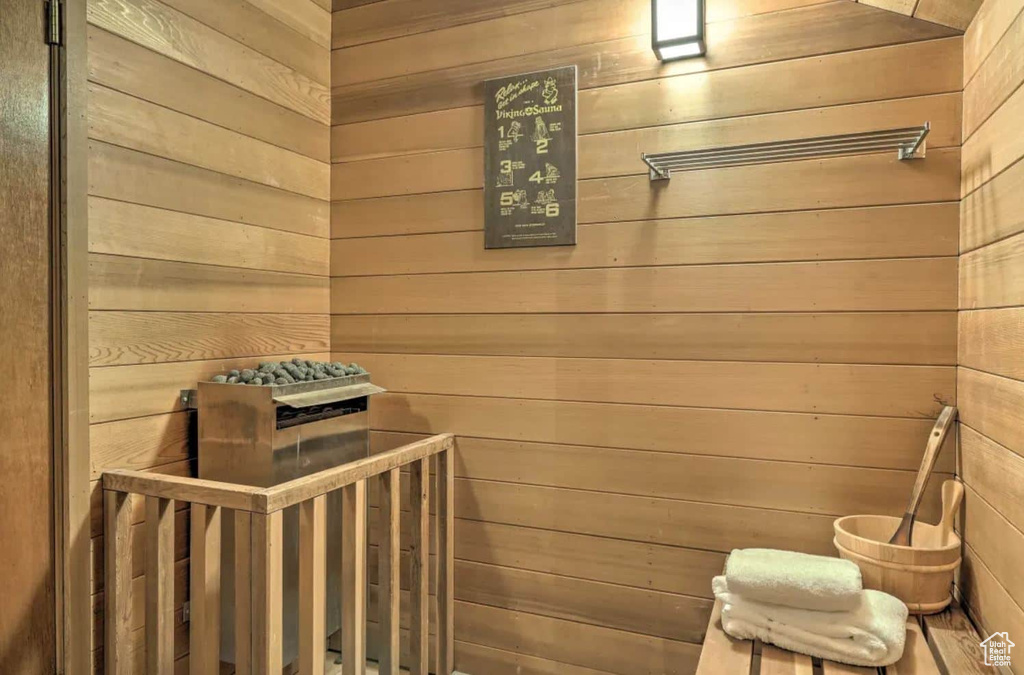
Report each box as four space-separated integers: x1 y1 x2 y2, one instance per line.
853 0 982 30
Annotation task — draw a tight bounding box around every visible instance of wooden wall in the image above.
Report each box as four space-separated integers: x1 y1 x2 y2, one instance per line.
958 0 1024 663
329 1 963 673
85 0 332 669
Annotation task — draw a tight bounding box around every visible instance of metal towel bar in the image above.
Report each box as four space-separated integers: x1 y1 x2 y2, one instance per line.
641 122 930 180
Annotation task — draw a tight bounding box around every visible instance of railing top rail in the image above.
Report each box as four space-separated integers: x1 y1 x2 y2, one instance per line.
262 433 454 513
101 433 455 513
102 469 264 512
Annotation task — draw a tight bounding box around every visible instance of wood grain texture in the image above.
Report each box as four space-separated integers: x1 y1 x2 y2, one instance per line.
87 26 329 162
89 198 329 276
960 426 1024 533
962 5 1024 138
962 484 1024 612
158 0 330 85
336 352 954 417
90 311 330 366
0 2 56 668
331 40 961 163
88 83 329 200
332 311 957 365
960 231 1024 309
332 258 957 314
331 3 958 124
369 393 956 472
963 0 1024 82
959 307 1024 379
958 367 1024 457
962 83 1024 197
960 151 1024 253
89 141 329 238
88 0 330 123
90 413 191 480
89 254 330 314
331 204 958 275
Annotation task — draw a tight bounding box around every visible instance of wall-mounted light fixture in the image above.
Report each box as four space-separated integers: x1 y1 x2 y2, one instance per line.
652 0 706 61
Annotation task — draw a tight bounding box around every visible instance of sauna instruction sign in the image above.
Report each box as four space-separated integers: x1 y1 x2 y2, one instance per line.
484 66 577 248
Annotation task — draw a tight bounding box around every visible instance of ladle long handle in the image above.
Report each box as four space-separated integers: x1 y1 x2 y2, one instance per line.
889 405 957 546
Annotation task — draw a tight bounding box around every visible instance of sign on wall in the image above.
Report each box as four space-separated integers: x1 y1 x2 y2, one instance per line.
483 66 577 249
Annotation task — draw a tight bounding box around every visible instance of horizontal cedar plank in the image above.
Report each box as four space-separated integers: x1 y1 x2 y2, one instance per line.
339 352 954 418
958 308 1024 379
452 520 724 598
331 150 961 236
959 544 1024 649
92 565 189 664
330 39 962 162
90 311 330 366
88 351 330 423
87 26 329 162
334 0 378 8
90 412 191 479
331 189 480 239
88 198 329 276
373 430 948 519
365 561 708 645
330 4 958 124
962 84 1024 197
331 0 648 87
962 7 1024 139
332 0 587 48
455 600 702 675
960 152 1024 253
331 258 958 314
914 0 983 30
578 149 960 223
963 0 1024 83
454 559 712 643
90 141 329 239
87 0 330 123
454 478 837 556
958 367 1024 457
370 516 721 600
87 83 330 201
330 311 958 365
330 204 959 276
369 392 957 472
455 641 616 675
961 485 1024 611
157 0 329 86
960 426 1024 534
959 230 1024 309
331 95 962 199
248 0 331 49
89 253 330 313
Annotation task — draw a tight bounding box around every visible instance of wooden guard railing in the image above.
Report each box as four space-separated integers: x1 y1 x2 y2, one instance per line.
102 433 456 675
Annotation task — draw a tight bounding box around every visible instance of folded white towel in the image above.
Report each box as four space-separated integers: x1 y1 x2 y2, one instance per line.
712 576 908 668
725 548 863 611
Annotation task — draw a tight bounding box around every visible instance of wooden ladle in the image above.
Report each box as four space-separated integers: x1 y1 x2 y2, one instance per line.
889 405 958 546
938 479 965 546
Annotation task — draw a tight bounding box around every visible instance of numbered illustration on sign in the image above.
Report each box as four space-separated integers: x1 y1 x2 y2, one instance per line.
483 66 577 249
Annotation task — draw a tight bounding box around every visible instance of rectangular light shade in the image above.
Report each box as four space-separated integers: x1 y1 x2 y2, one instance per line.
652 0 706 61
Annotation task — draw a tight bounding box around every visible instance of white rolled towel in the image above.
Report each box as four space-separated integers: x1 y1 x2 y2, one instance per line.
725 548 863 611
712 576 908 668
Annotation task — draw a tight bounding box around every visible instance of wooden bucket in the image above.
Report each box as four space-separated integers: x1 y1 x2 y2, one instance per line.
833 515 960 614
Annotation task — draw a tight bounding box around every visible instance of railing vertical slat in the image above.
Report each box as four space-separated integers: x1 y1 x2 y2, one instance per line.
342 479 367 675
437 447 455 675
104 490 133 675
300 495 328 675
252 510 283 674
145 496 175 675
190 504 222 675
378 469 401 675
235 510 253 675
409 458 430 675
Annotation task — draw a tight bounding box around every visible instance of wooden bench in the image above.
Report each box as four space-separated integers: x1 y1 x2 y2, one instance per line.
696 598 997 674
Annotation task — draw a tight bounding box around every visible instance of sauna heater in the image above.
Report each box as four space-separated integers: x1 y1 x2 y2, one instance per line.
192 373 385 664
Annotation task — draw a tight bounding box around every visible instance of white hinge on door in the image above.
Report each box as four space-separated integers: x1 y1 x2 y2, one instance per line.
46 0 62 46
